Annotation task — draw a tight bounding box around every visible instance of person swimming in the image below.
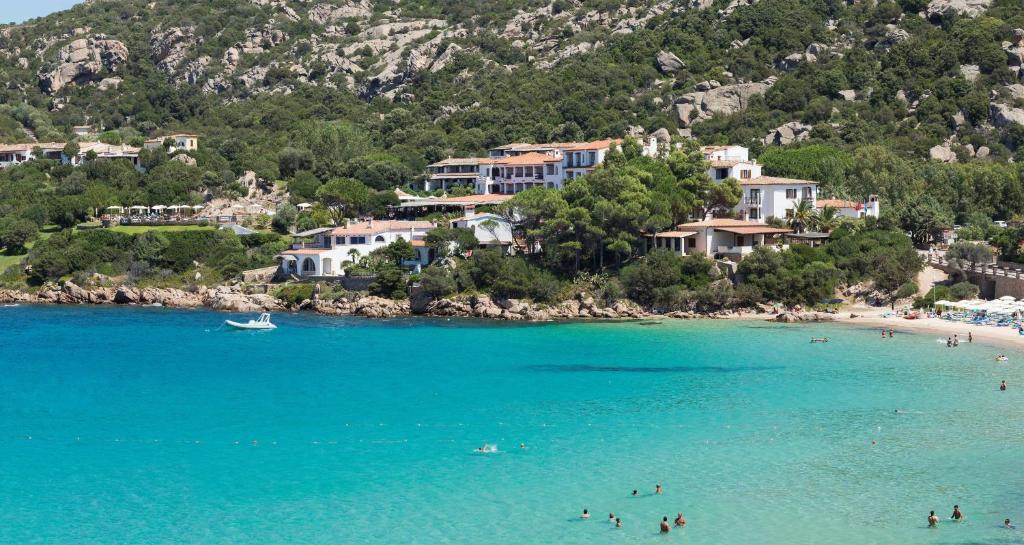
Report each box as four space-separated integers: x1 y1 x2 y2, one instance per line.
947 337 953 347
674 513 686 527
655 483 663 495
581 509 590 520
615 517 622 528
660 517 670 533
951 505 963 521
1005 518 1015 529
953 335 959 347
1001 380 1008 391
608 513 615 523
889 328 894 338
811 337 829 343
928 511 939 527
632 489 639 497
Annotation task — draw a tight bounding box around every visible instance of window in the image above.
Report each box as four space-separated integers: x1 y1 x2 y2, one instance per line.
301 258 316 273
515 167 524 177
749 209 760 220
749 189 760 203
588 151 596 165
349 236 367 244
736 236 745 246
716 168 729 179
687 238 696 248
674 238 681 252
335 236 345 245
785 188 797 199
740 169 751 179
546 164 555 175
802 187 813 199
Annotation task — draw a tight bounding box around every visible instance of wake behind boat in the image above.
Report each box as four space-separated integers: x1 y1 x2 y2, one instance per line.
225 313 277 330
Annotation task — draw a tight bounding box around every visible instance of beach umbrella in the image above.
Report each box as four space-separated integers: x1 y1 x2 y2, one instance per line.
297 202 312 210
151 205 167 211
192 205 203 210
105 205 124 213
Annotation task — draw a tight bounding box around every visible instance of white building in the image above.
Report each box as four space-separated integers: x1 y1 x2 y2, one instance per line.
701 145 817 224
451 212 515 254
424 137 660 194
645 218 791 259
144 133 199 153
277 220 434 277
816 197 880 219
0 141 143 171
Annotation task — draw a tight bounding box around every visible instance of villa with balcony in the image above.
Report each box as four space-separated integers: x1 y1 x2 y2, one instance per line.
277 220 434 277
423 137 660 194
816 196 880 219
700 145 818 224
143 133 199 153
645 218 791 259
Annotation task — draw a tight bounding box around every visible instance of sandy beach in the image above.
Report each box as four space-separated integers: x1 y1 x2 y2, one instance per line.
832 305 1024 350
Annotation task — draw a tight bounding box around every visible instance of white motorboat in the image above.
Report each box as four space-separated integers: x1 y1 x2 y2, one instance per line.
225 313 277 330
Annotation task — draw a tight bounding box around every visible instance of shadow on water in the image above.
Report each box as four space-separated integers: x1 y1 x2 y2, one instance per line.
524 364 783 374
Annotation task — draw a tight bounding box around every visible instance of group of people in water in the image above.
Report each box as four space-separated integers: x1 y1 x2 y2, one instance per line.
927 504 1017 529
579 484 687 533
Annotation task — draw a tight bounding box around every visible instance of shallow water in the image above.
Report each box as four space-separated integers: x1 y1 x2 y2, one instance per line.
1 306 1022 544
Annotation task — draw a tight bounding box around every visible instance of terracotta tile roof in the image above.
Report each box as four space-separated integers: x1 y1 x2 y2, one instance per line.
0 142 65 152
816 198 862 210
709 160 744 168
282 248 332 255
330 220 434 236
427 157 495 167
562 138 621 151
741 175 817 186
494 152 561 165
678 218 767 228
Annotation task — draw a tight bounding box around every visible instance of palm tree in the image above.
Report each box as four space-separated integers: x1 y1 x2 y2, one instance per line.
788 199 814 233
347 248 360 265
812 206 841 233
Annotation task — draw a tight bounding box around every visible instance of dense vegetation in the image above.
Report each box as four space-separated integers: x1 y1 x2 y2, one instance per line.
0 0 1020 308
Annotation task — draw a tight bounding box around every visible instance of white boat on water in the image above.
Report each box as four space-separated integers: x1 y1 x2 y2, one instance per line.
225 313 276 330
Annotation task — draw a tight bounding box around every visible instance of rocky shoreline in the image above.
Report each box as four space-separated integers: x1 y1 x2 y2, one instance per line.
0 282 839 323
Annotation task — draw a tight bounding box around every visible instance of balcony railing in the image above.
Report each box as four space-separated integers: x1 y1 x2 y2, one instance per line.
745 196 762 205
290 242 328 250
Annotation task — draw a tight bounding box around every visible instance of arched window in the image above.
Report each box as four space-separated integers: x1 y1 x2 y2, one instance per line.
374 235 385 243
301 258 316 274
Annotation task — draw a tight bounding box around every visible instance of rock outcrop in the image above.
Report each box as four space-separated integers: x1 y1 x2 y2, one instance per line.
991 102 1024 127
656 50 685 74
675 78 776 126
150 26 199 77
763 121 811 146
929 143 957 162
926 0 991 22
39 36 129 93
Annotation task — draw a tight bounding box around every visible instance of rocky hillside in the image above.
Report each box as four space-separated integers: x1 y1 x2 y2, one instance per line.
1 0 1024 167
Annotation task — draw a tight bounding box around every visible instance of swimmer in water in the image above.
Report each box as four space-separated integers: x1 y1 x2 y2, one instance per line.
581 509 590 520
947 337 952 347
968 331 972 343
608 513 615 523
632 489 639 497
655 483 663 495
951 505 963 521
889 328 894 338
953 335 959 347
1005 518 1014 529
674 513 686 527
519 443 526 449
928 511 939 527
615 517 622 528
660 517 670 533
1001 380 1007 391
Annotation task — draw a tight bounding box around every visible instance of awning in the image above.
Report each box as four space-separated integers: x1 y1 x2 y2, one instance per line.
652 230 697 238
716 226 792 235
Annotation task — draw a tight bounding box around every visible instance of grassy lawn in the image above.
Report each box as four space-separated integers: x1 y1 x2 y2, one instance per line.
0 252 25 270
107 225 215 234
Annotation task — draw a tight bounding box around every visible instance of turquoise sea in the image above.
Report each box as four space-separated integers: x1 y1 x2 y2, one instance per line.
1 306 1023 545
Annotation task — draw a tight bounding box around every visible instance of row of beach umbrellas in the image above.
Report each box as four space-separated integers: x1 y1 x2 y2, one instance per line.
106 205 204 213
935 296 1024 315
